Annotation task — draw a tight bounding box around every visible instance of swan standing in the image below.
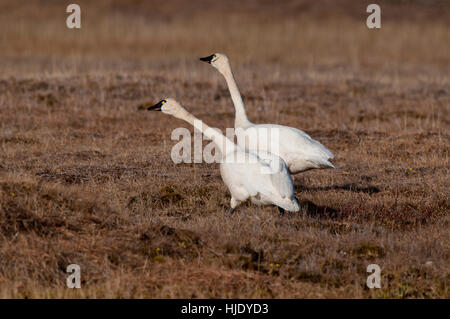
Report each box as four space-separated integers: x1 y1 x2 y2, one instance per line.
200 53 336 174
147 98 300 214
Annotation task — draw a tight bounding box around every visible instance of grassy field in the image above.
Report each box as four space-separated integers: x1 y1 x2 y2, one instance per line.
0 0 448 298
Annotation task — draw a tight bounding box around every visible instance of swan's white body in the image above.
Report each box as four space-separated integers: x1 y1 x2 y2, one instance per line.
220 149 299 212
148 99 299 212
201 53 336 174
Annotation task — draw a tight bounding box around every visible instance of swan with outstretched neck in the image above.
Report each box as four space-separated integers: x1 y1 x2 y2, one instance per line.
147 98 300 214
200 53 336 174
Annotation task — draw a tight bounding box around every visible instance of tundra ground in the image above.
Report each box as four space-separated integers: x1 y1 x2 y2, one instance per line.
0 0 448 298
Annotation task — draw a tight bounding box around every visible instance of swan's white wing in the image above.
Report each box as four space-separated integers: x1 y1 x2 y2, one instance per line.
249 124 334 160
223 153 265 198
276 126 333 159
226 152 285 199
252 151 295 199
253 156 299 212
269 167 295 199
289 127 334 159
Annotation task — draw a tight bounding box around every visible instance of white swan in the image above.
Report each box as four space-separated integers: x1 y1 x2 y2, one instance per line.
200 53 336 174
147 98 300 214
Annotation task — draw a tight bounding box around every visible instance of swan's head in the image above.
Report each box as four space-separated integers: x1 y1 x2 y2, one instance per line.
200 53 230 74
147 98 187 118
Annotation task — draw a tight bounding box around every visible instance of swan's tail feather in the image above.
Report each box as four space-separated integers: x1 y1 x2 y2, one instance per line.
323 160 337 170
275 197 300 213
308 156 337 170
324 148 334 159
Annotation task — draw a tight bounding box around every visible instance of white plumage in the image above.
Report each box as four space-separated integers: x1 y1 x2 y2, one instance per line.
147 98 300 213
200 53 336 174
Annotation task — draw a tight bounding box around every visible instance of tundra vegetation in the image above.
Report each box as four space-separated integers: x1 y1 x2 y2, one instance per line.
0 0 448 298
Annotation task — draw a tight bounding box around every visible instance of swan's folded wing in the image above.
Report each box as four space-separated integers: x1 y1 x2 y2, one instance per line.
246 125 334 160
227 161 261 197
252 151 295 199
269 167 295 199
282 127 334 159
231 159 281 200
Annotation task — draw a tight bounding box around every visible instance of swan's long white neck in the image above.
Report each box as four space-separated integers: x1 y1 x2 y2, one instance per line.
221 64 252 130
177 110 236 156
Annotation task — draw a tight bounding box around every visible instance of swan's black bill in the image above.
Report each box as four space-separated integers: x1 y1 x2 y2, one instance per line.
147 100 166 111
199 54 215 63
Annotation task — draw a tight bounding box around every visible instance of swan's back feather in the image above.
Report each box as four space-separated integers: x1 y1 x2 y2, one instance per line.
242 124 334 165
253 150 295 199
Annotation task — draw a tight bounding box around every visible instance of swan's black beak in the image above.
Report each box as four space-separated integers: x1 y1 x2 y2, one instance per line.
147 100 165 111
200 54 214 64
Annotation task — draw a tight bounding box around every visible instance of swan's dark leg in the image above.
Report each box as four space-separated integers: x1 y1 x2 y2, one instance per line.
278 207 285 216
229 197 240 215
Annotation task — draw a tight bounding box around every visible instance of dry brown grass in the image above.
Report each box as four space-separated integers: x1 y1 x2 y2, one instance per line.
0 0 448 298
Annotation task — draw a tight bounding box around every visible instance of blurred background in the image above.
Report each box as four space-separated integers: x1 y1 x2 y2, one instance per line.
0 0 448 76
